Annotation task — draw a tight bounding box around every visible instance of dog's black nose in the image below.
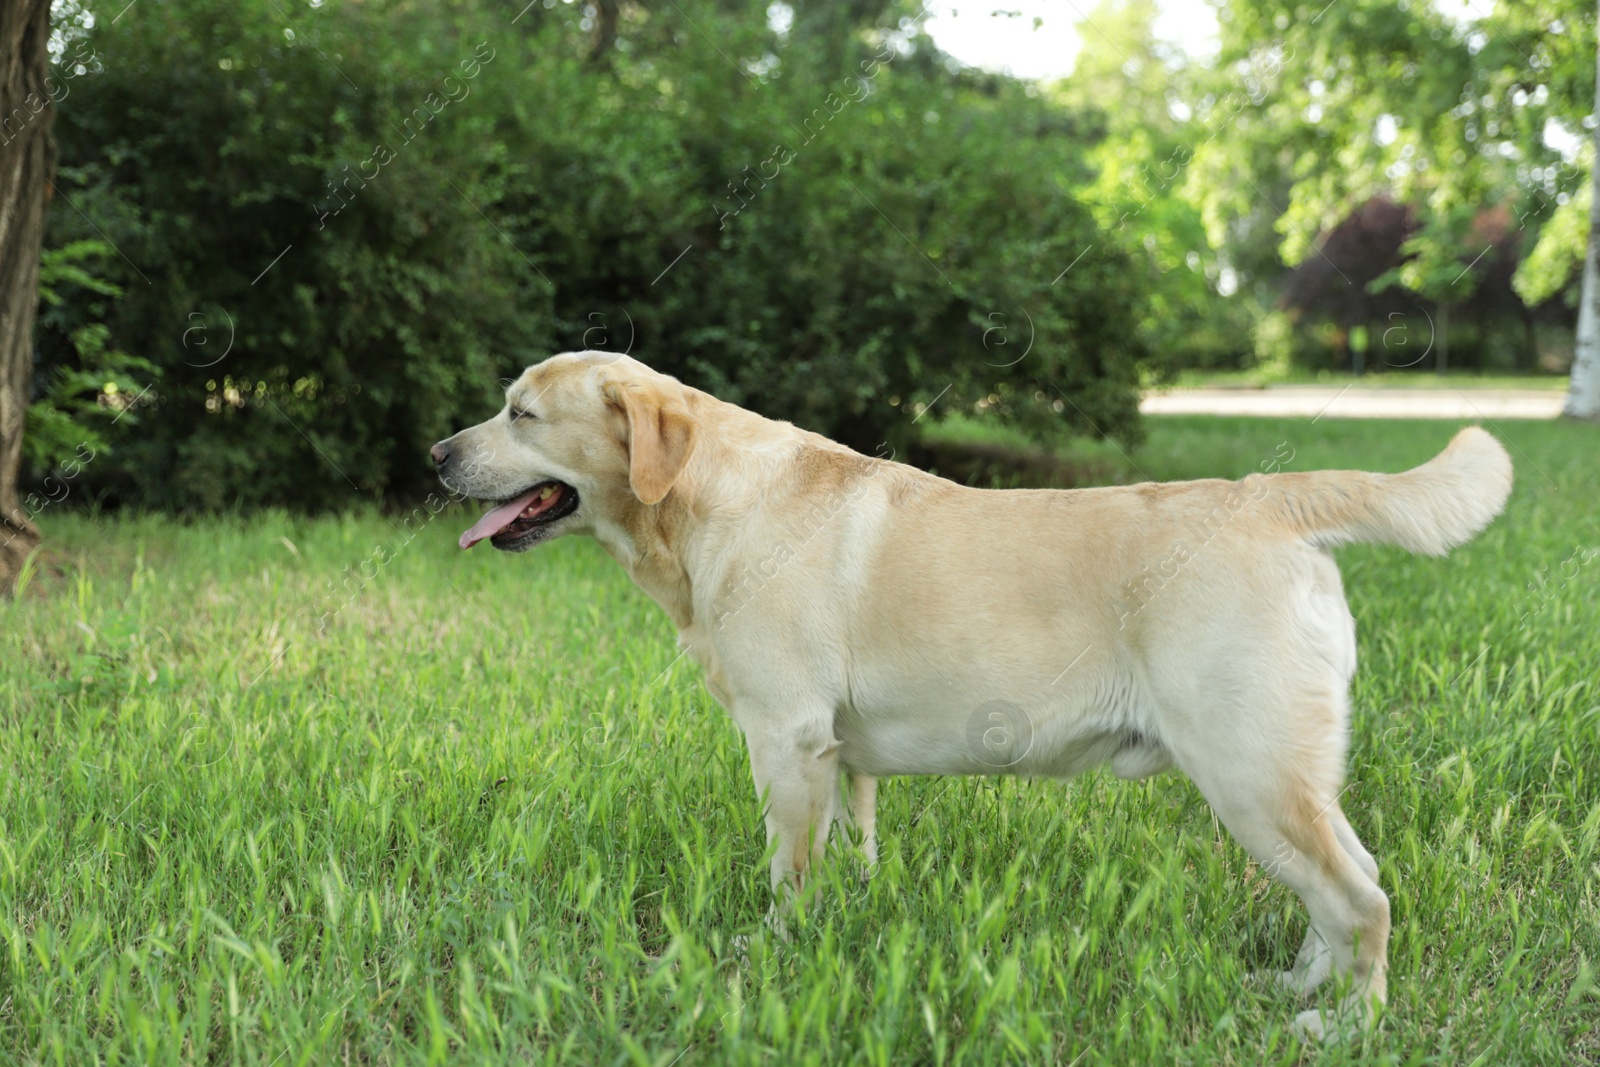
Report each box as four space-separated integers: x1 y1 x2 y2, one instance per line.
430 441 451 467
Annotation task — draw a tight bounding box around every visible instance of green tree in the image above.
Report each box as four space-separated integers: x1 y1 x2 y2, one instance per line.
1060 0 1257 372
1 0 57 589
1201 0 1596 391
38 0 1160 510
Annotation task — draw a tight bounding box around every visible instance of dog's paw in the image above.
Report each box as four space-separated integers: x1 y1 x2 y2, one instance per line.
1291 1008 1330 1043
1253 964 1330 996
1291 1006 1364 1044
728 921 783 961
1249 969 1308 995
762 905 792 944
729 932 753 957
1291 995 1380 1044
1249 938 1332 996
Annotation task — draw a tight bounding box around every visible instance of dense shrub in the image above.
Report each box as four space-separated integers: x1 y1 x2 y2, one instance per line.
39 0 1157 509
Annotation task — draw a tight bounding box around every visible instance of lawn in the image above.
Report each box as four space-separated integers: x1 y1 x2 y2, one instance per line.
2 416 1597 1065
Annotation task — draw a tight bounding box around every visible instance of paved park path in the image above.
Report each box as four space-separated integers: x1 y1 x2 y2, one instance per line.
1140 385 1566 420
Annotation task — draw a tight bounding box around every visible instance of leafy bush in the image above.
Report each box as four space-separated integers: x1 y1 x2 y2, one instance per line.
41 0 1157 509
29 241 157 474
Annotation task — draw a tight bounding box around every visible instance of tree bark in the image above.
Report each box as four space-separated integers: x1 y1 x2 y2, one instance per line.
1565 0 1600 419
0 0 56 589
588 0 620 67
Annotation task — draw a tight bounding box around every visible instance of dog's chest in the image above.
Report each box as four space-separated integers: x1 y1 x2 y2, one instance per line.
677 625 731 705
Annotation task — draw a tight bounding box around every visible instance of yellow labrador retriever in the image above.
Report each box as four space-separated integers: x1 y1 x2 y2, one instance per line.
431 351 1512 1039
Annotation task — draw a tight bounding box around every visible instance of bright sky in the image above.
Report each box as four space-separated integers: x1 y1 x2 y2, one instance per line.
922 0 1222 80
920 0 1493 81
920 0 1586 156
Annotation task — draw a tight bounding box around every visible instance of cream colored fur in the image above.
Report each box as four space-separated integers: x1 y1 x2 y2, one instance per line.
433 352 1513 1041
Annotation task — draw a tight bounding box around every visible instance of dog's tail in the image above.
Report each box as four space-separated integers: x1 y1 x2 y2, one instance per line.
1268 427 1512 556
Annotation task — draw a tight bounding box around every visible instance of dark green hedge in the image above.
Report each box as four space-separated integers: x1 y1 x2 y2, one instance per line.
38 0 1156 510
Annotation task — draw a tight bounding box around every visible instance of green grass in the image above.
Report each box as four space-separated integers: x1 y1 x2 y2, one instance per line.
3 416 1598 1065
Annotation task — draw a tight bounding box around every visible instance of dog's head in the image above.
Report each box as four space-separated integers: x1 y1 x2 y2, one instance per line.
432 351 697 552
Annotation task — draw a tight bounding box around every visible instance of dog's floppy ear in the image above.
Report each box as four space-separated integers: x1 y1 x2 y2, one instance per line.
603 379 696 505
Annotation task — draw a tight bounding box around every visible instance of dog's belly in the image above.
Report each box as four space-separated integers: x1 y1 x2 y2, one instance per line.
837 718 1124 778
835 678 1165 780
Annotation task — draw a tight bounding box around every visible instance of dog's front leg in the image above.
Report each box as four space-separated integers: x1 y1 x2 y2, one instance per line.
742 714 842 912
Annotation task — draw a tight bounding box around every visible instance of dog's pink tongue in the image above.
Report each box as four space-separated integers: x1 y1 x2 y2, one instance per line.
460 488 543 549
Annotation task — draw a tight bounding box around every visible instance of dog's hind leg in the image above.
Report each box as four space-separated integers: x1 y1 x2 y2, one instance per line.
1268 806 1384 996
1331 808 1380 884
1166 691 1390 1042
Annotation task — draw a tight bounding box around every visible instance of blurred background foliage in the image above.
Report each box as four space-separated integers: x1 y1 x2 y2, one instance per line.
30 0 1595 509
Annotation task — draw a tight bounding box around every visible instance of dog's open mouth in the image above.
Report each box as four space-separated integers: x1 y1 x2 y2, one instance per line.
459 481 580 550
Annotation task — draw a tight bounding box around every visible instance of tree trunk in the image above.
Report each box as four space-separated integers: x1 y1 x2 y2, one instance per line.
0 0 56 590
1565 0 1600 419
588 0 620 67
